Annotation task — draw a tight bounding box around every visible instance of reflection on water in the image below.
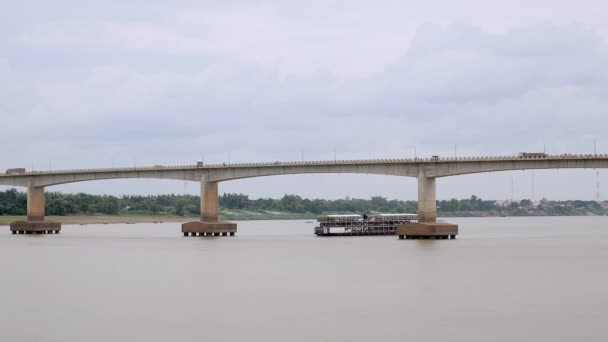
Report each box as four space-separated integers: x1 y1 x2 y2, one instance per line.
1 217 607 341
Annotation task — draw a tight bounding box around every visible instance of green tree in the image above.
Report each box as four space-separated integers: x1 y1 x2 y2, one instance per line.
175 202 185 216
520 199 533 208
281 195 304 212
47 199 67 216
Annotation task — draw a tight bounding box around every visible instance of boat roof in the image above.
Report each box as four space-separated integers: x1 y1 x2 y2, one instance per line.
324 214 362 218
318 213 418 219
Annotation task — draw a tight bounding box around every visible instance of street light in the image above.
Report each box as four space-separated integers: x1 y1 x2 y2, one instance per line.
594 139 598 156
404 146 417 159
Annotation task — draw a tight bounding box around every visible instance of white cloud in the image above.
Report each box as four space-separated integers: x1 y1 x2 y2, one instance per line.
2 2 608 200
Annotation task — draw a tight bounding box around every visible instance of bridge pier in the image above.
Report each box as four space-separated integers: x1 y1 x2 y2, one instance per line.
397 175 458 240
418 176 437 223
10 185 61 235
182 176 236 237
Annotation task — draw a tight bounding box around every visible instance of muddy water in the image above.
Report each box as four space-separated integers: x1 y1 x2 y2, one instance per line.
1 217 607 341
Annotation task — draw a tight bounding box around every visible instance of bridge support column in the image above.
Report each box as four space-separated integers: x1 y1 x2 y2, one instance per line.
182 176 236 237
418 176 436 223
10 185 61 235
397 175 458 240
201 180 219 222
27 185 45 221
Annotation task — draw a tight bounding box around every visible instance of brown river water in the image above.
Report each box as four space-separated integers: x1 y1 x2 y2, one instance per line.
1 217 607 341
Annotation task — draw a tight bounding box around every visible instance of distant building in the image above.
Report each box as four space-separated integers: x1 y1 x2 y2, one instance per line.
494 200 512 208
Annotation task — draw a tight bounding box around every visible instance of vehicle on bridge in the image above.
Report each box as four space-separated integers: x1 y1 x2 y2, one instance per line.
518 152 547 158
315 213 418 236
5 168 26 175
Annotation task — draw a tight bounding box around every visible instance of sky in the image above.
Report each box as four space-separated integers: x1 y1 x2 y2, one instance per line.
1 0 607 201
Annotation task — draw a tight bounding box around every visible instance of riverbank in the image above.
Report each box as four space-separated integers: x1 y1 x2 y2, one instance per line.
0 210 317 226
0 215 198 226
1 208 606 226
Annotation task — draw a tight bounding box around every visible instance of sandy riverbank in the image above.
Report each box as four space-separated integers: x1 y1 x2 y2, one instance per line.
0 215 200 226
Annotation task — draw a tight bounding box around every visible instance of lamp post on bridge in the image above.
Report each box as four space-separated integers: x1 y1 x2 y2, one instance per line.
595 139 598 156
404 146 417 160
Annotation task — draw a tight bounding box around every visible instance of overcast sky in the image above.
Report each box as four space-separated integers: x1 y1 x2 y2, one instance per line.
1 0 607 201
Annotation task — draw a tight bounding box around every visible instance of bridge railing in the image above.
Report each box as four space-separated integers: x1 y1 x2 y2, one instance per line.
4 154 608 176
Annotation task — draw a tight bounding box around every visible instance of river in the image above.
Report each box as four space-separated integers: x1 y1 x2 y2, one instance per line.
1 216 607 341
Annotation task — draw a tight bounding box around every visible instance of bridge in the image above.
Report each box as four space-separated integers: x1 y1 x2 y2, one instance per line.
2 154 607 237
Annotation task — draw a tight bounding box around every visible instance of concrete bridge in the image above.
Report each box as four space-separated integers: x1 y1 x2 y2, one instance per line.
2 154 608 236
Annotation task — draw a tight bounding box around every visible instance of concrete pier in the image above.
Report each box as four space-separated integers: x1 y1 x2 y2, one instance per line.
397 222 458 240
399 174 458 240
182 176 237 237
417 176 437 223
200 179 219 222
9 185 62 234
27 185 46 221
182 221 236 236
10 221 61 234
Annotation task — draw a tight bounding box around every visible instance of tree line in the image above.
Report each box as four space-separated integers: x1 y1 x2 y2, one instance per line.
0 188 604 217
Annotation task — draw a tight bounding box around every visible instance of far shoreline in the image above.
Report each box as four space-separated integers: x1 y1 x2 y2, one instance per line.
0 215 198 226
0 212 606 226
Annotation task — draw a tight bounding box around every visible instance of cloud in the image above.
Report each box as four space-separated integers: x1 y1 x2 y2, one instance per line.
372 23 607 103
2 4 608 199
335 23 608 153
12 3 414 79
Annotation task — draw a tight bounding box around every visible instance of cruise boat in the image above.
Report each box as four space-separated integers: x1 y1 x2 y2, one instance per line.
314 213 418 236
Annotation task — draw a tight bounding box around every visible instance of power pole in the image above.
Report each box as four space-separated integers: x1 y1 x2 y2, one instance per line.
597 171 601 202
510 176 514 202
531 171 535 202
594 139 598 156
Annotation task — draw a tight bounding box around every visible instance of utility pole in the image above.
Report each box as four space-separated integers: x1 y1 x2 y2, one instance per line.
594 139 598 156
597 171 601 201
454 144 457 158
405 146 417 159
510 176 514 202
531 171 535 202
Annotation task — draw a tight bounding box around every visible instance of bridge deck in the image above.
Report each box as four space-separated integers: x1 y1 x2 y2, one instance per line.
2 154 607 177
